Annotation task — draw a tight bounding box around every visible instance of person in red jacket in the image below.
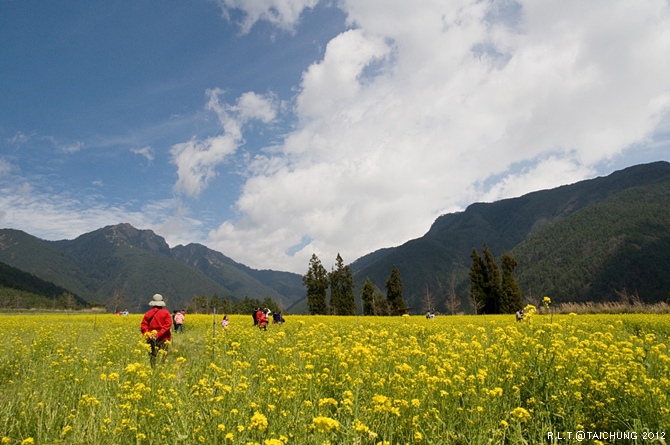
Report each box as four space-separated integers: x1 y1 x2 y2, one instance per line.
140 294 172 367
257 308 268 330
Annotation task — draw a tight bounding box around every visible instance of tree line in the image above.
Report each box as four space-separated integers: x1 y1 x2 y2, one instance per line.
302 253 406 315
185 294 283 315
301 246 522 316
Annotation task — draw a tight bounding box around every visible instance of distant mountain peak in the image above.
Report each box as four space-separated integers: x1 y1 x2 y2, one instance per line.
100 223 172 257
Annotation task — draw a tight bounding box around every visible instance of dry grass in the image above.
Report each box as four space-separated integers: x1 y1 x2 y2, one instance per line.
546 301 670 314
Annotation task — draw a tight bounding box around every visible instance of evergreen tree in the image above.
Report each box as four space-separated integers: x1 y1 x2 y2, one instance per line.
385 265 405 314
361 278 376 316
220 297 234 314
302 254 329 315
209 294 220 312
262 296 281 314
373 289 389 315
188 295 209 313
329 253 356 315
469 248 487 314
470 246 522 314
500 252 523 313
482 245 502 314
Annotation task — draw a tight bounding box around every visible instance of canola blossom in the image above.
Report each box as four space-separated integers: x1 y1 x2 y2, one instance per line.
0 313 668 444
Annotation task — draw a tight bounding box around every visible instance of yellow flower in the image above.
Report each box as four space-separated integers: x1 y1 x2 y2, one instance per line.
353 419 370 433
312 416 340 433
142 330 157 339
523 304 537 316
249 411 268 431
21 439 35 445
511 407 531 422
490 387 503 397
318 397 338 407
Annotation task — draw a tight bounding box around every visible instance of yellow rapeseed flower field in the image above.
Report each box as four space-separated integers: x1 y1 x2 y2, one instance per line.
0 313 668 444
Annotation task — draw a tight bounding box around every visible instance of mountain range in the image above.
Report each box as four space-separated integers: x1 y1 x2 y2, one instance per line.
1 161 670 313
0 223 304 312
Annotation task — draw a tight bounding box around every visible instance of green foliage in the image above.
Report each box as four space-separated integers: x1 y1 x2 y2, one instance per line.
469 247 521 314
469 249 486 314
0 261 90 310
385 265 405 314
232 297 264 315
302 254 329 315
361 278 375 315
261 296 282 314
360 278 388 316
329 254 356 315
186 294 280 315
500 253 523 313
209 295 234 314
482 246 503 314
513 180 670 303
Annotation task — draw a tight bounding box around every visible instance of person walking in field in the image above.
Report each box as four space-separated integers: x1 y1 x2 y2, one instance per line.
257 309 268 330
515 309 525 322
253 307 260 326
174 310 185 333
141 294 172 367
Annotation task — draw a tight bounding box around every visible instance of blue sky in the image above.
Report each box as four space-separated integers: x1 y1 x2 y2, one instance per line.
1 0 670 274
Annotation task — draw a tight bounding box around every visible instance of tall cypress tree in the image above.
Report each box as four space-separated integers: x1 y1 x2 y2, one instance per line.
500 252 523 313
302 254 329 315
469 248 487 314
385 265 405 314
361 278 376 316
482 245 502 314
330 253 356 315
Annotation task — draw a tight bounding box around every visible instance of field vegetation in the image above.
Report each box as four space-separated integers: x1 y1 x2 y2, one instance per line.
1 312 668 444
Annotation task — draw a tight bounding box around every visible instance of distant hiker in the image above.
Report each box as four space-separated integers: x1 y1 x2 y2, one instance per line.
140 294 172 367
273 311 285 324
515 309 525 322
221 315 229 328
174 310 185 333
253 308 260 326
